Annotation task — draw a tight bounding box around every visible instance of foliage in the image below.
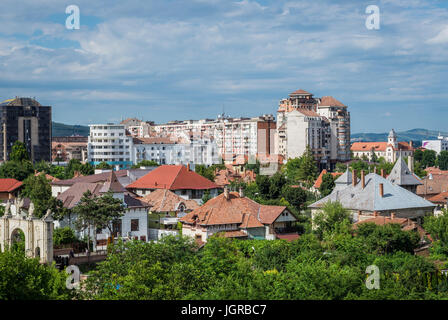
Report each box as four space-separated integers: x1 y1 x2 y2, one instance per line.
245 160 260 175
319 173 335 197
297 146 318 184
131 160 160 169
201 190 211 204
10 141 30 162
281 185 307 211
0 250 71 300
96 161 113 169
195 164 215 182
0 160 34 181
421 150 437 168
437 151 448 171
313 201 351 239
53 227 78 246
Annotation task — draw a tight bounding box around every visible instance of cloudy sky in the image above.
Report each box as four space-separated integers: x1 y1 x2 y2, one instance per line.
0 0 447 133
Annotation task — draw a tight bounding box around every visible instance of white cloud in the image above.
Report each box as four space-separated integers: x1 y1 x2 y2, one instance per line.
427 26 448 44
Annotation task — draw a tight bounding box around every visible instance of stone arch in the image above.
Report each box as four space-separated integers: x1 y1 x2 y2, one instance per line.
0 205 54 264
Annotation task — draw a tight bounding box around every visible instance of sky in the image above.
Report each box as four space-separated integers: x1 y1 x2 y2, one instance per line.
0 0 447 133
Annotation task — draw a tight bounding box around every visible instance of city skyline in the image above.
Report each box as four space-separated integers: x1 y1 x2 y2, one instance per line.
0 0 447 133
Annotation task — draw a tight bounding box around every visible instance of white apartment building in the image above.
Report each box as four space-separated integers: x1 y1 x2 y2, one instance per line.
422 135 448 155
276 89 349 169
88 124 134 169
153 114 276 162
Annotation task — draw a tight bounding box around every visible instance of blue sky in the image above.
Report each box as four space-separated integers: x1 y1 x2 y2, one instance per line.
0 0 447 133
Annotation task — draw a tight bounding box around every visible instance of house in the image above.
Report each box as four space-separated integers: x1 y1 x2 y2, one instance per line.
214 165 256 188
126 164 220 203
140 189 199 240
50 167 155 197
179 187 300 243
351 129 414 163
56 171 150 247
311 169 343 193
0 179 23 201
386 156 422 194
309 170 435 224
417 173 448 200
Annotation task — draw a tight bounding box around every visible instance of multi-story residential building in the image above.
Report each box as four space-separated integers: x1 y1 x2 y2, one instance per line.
120 118 154 138
422 135 448 155
351 129 414 163
276 90 350 170
52 136 88 163
0 97 51 163
88 124 134 169
133 134 221 169
153 114 276 162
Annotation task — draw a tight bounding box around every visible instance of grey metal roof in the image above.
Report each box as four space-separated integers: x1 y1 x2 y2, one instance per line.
309 173 435 212
387 156 422 186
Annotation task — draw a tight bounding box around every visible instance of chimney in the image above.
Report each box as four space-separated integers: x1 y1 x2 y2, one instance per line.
380 169 385 178
373 167 377 174
379 183 384 197
408 155 414 173
391 212 396 220
224 186 229 200
187 163 190 171
239 187 244 198
361 170 365 189
352 169 358 187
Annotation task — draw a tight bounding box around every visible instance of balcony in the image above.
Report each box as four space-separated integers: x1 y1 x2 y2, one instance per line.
160 217 179 225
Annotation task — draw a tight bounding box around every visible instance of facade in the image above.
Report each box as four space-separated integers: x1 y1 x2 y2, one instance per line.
0 97 51 163
422 135 448 154
386 156 422 194
87 124 134 169
120 118 154 138
153 114 276 161
309 170 435 224
141 189 199 240
126 164 220 203
52 136 88 163
180 188 299 243
276 90 350 170
55 171 150 244
351 129 415 163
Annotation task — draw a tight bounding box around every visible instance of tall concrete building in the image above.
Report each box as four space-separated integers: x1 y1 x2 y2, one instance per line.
0 97 52 163
276 89 350 169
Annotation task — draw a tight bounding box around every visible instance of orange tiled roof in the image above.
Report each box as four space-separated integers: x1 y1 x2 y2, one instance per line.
140 189 199 212
0 178 23 193
180 192 288 228
319 96 346 107
290 89 312 95
427 191 448 204
351 141 414 152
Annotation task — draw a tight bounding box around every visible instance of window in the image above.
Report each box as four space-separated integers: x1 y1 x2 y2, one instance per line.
131 219 139 231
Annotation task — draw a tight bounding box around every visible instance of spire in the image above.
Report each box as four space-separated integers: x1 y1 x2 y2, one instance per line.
100 170 126 193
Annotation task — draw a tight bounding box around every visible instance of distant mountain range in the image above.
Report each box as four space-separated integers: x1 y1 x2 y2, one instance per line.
351 128 448 147
52 122 89 137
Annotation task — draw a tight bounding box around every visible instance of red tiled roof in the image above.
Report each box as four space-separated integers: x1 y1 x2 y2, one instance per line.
140 189 199 212
295 108 321 117
313 170 343 189
180 192 289 227
351 141 414 152
290 89 312 95
126 165 219 190
427 191 448 204
217 230 248 238
0 179 23 193
319 96 346 107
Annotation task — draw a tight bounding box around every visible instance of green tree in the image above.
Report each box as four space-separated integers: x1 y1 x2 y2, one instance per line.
297 146 318 184
53 227 77 246
10 141 30 162
268 172 286 199
422 150 437 168
0 160 34 181
96 161 112 169
131 160 160 169
313 201 351 239
73 190 125 251
319 173 335 197
0 250 71 300
437 151 448 171
284 157 302 184
281 185 307 210
201 190 212 204
195 164 215 182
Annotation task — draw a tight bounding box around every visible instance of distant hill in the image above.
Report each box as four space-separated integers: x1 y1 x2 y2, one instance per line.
52 122 89 137
351 128 448 147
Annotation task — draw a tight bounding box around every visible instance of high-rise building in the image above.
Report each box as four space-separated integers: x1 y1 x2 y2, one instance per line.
88 124 134 169
276 89 351 169
0 97 52 163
